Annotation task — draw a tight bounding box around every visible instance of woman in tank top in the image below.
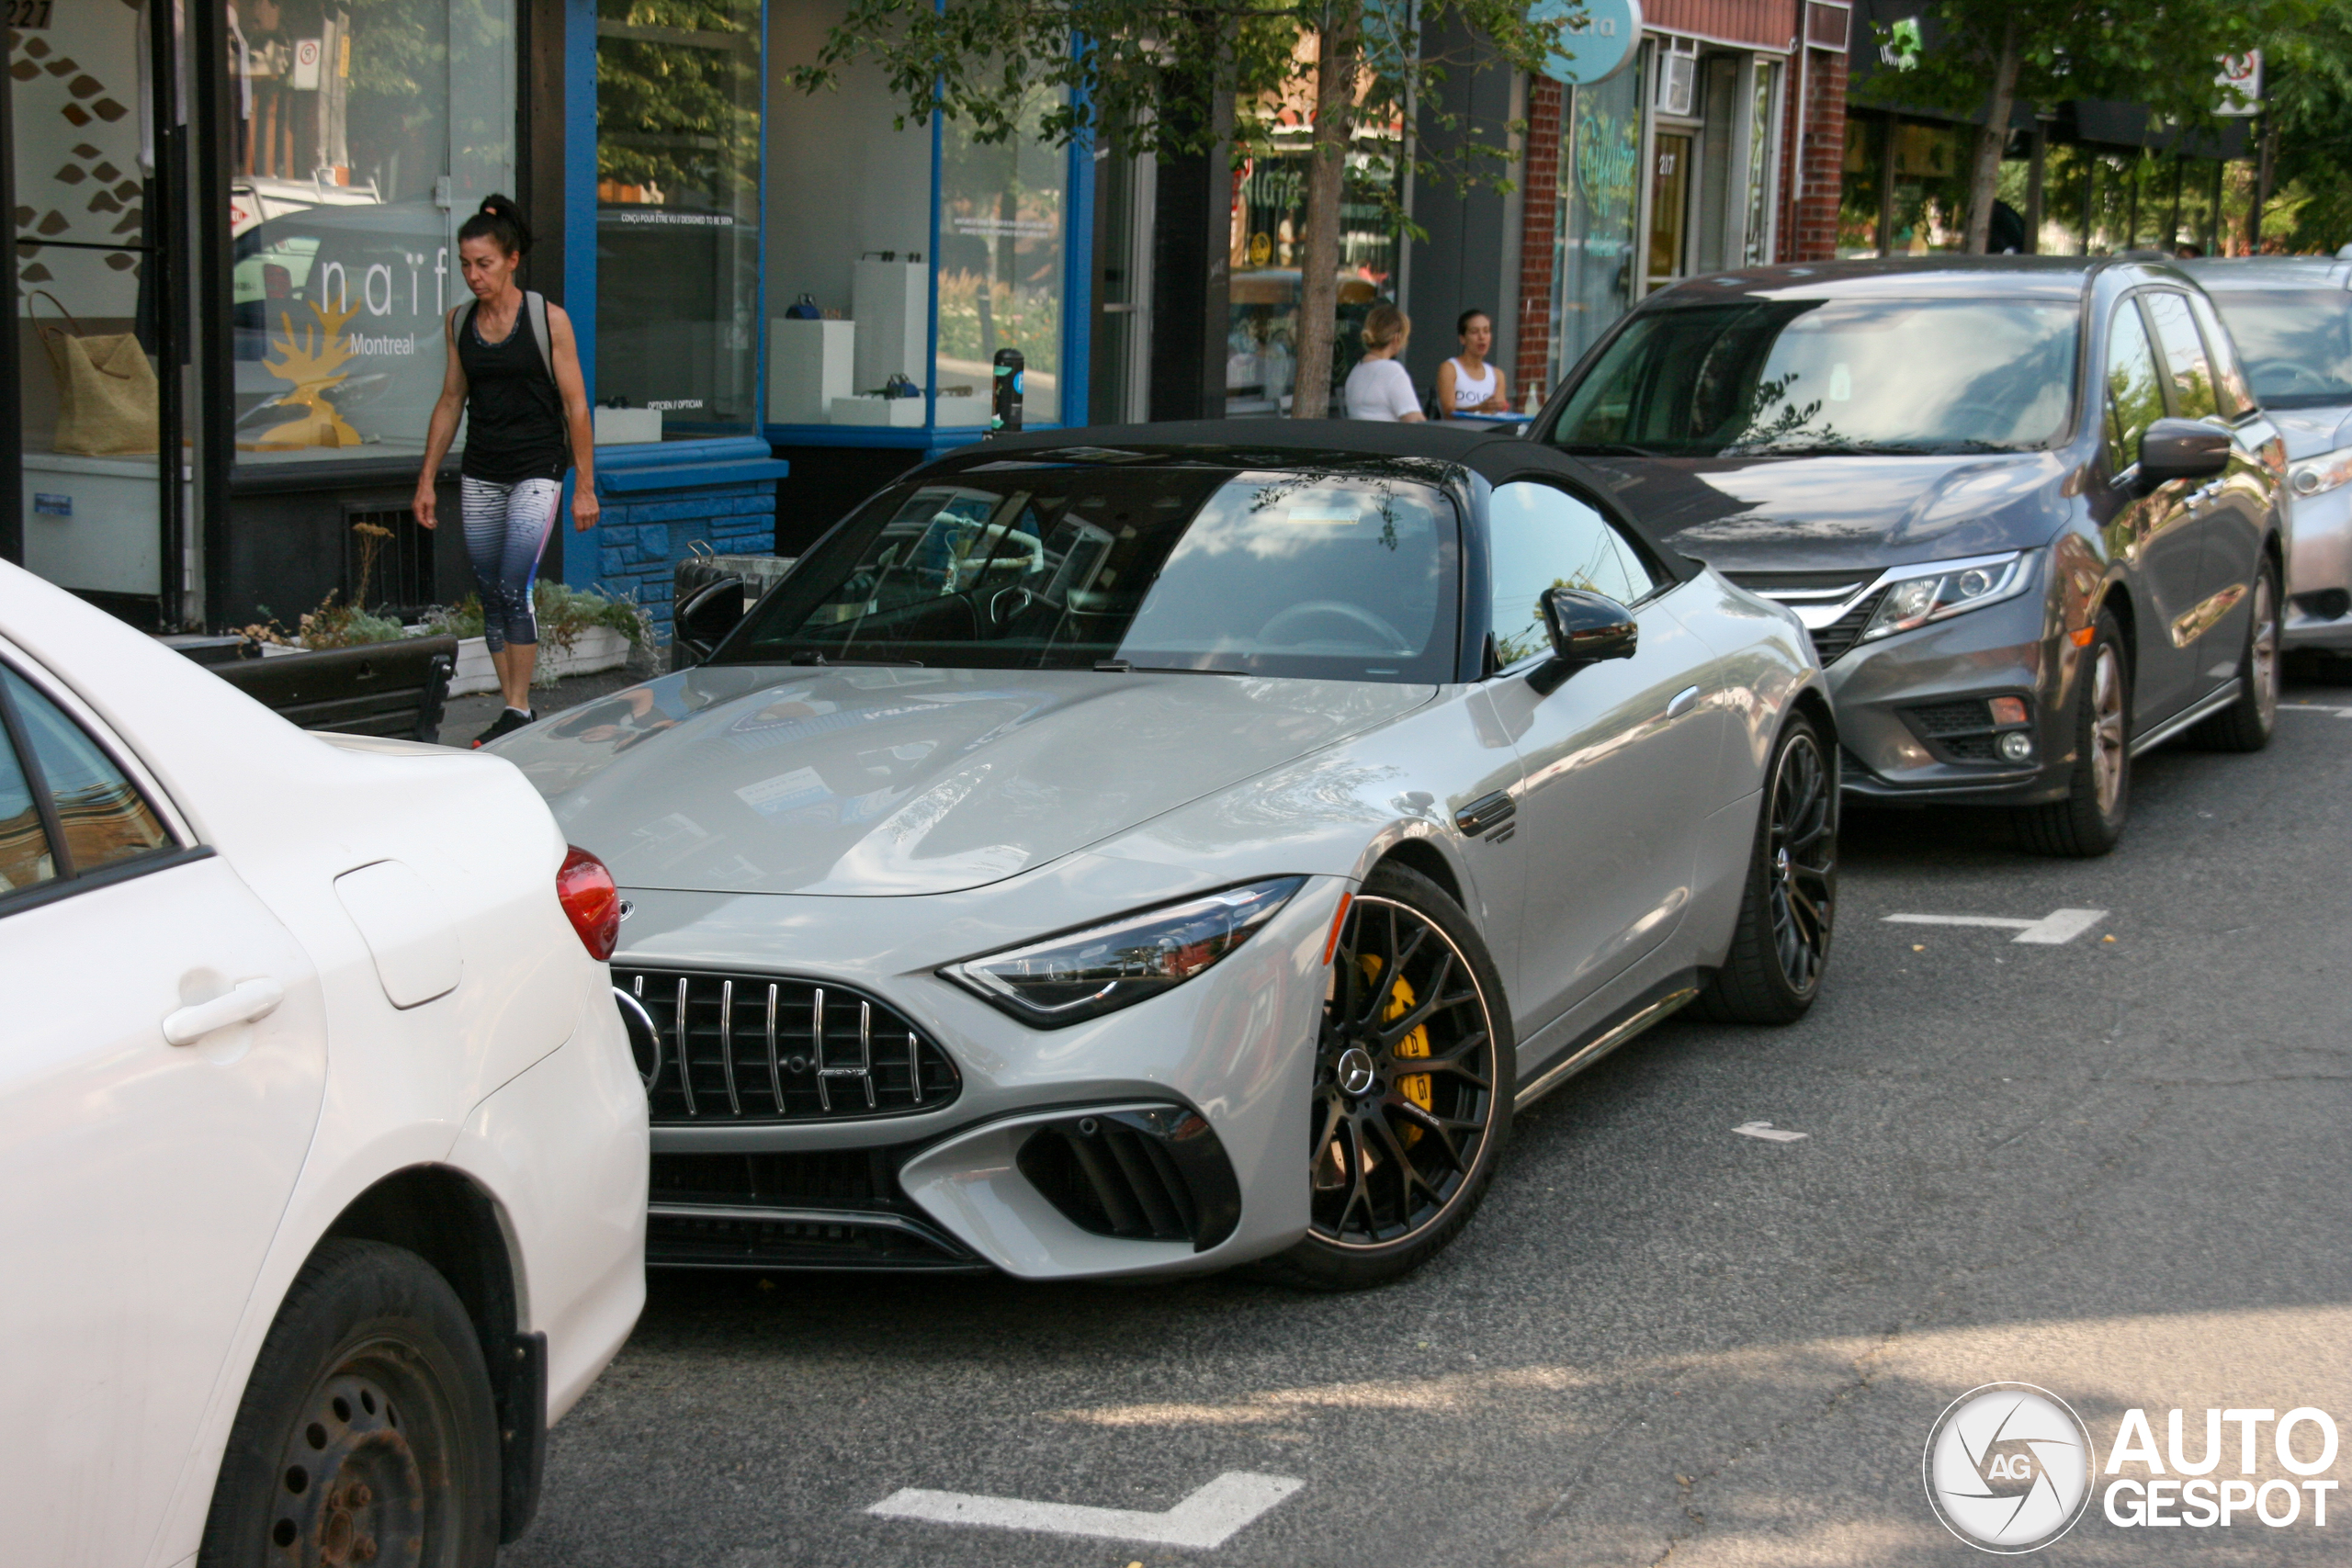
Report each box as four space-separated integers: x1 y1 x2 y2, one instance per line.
1435 308 1511 418
413 195 597 747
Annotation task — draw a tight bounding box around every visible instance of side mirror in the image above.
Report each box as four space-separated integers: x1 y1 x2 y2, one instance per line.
1529 587 1637 694
671 577 746 670
2138 418 2231 485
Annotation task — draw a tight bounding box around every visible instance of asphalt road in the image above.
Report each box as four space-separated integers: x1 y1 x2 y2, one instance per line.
505 668 2352 1568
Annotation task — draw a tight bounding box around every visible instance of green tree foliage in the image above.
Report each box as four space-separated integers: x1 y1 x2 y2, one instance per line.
2265 2 2352 249
1856 0 2298 253
785 0 1580 416
597 0 763 204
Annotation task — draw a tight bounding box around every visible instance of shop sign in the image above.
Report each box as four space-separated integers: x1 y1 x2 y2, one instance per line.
1532 0 1642 87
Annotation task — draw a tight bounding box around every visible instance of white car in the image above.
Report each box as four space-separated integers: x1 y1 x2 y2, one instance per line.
0 563 646 1565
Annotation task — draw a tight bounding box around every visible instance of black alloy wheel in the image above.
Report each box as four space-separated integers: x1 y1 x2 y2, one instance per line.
1254 863 1513 1290
1699 715 1837 1025
199 1240 501 1568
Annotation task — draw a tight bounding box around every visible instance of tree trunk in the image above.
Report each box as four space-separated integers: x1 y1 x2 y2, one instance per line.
1964 17 2018 254
1292 17 1359 419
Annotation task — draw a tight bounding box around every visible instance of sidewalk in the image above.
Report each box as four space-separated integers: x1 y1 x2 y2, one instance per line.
435 656 664 750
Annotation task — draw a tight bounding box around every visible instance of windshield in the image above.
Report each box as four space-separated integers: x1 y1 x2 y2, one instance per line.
1549 299 2080 457
2204 289 2352 408
721 466 1458 682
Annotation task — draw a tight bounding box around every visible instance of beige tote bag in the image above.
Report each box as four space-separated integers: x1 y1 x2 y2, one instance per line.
29 291 159 457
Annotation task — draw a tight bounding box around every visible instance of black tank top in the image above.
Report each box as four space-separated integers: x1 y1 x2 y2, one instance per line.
457 299 569 483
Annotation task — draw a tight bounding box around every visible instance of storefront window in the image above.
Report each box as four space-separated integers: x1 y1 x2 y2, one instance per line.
938 99 1068 428
1887 120 1968 254
596 0 761 436
11 0 174 600
1743 61 1779 265
1548 53 1643 387
1838 113 1882 256
1227 137 1401 414
225 0 514 467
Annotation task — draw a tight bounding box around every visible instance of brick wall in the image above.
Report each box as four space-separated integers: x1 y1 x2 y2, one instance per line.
1781 47 1849 262
1516 76 1564 401
591 482 777 642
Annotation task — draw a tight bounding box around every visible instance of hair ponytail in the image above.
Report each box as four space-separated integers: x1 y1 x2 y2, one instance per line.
458 193 532 257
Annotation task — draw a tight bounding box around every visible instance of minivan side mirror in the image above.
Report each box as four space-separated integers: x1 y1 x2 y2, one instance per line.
671 577 747 670
2137 418 2231 486
1529 587 1637 694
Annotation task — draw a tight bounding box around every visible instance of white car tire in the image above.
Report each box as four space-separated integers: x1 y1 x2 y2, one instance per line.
198 1239 501 1568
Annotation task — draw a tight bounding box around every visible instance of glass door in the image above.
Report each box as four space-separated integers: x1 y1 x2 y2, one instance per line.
9 0 180 620
1645 131 1692 293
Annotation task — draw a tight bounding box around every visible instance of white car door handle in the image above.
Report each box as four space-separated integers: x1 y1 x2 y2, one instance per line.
1667 684 1702 719
163 977 287 1046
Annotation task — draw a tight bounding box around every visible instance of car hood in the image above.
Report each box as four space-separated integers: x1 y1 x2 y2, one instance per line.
2260 403 2352 462
492 665 1434 897
1583 452 2069 575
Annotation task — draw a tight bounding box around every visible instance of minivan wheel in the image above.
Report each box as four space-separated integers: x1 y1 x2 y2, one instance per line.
2014 609 2130 858
1251 863 1513 1291
198 1239 501 1568
2190 557 2280 752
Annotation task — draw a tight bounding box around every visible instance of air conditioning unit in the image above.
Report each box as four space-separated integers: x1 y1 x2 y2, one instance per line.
1654 39 1699 117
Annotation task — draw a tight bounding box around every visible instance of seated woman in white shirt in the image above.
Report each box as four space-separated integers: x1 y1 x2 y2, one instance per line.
1435 308 1511 417
1343 305 1425 422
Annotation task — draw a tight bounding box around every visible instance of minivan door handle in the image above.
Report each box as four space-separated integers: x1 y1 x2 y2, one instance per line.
1666 684 1702 719
164 976 286 1046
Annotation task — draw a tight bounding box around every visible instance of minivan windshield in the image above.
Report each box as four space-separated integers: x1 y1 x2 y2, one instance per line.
2203 289 2352 408
1548 299 2080 457
720 466 1458 682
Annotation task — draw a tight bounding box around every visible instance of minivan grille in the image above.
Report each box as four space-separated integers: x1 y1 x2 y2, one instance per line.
615 967 961 1124
1807 589 1888 668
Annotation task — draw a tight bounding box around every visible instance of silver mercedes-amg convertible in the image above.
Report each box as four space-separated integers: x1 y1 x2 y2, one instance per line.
493 423 1839 1289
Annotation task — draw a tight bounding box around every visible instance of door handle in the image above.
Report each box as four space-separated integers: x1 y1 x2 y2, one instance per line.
164 977 286 1046
1666 684 1702 719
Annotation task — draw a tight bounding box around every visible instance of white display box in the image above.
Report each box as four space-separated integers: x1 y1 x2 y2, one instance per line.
21 452 189 597
770 318 856 424
852 258 929 392
594 407 663 446
830 395 926 427
933 393 990 428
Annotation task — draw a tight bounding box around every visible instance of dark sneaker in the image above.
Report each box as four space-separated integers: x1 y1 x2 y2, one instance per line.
469 707 536 749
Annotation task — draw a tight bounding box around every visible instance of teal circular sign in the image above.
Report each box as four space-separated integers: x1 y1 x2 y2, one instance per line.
1532 0 1643 86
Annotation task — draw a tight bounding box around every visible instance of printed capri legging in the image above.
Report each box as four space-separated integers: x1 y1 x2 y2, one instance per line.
459 476 563 653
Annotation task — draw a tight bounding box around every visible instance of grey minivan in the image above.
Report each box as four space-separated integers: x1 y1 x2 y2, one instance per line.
1530 257 2285 856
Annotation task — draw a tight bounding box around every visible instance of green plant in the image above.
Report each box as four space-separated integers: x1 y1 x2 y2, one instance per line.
299 592 408 650
421 585 654 685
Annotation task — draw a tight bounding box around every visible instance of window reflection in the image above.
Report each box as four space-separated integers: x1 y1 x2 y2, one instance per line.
4 670 171 875
0 725 59 897
939 99 1068 426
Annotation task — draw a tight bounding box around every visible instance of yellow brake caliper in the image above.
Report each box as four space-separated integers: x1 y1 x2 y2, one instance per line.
1358 953 1431 1144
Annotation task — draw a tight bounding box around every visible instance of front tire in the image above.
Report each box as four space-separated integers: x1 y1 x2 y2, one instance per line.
1698 714 1836 1025
2191 555 2280 752
198 1239 501 1568
1254 863 1513 1291
2014 608 2131 858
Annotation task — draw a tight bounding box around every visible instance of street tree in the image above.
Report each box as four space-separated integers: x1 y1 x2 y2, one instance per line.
786 0 1578 417
1860 0 2301 254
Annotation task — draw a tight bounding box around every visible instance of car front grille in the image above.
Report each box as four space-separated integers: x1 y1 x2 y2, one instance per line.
1906 698 1994 737
1013 1107 1244 1253
1806 589 1887 668
646 1148 987 1271
615 966 961 1124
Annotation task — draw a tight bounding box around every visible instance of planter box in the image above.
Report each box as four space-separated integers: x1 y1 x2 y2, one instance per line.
445 626 633 696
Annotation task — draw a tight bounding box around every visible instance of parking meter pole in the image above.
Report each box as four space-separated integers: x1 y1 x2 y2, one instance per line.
991 348 1024 436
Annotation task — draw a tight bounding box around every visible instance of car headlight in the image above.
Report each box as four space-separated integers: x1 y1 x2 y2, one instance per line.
1859 551 2031 645
2289 449 2352 498
944 877 1307 1027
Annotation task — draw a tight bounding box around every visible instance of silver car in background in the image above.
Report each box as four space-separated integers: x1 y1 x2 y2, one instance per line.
494 423 1838 1291
2181 257 2352 657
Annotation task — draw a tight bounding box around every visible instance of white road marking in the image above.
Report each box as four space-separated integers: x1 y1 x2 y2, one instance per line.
1735 1121 1808 1142
867 1472 1306 1549
1883 908 2109 945
2279 703 2352 718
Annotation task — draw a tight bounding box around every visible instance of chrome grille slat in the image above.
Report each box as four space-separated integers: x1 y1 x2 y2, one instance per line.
615 966 960 1126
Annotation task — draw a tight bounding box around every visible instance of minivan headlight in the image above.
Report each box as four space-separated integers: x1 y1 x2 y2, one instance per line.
2289 449 2352 498
944 877 1306 1027
1860 552 2030 645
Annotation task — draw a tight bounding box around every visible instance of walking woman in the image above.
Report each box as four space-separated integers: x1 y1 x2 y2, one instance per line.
413 194 598 747
1435 308 1511 418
